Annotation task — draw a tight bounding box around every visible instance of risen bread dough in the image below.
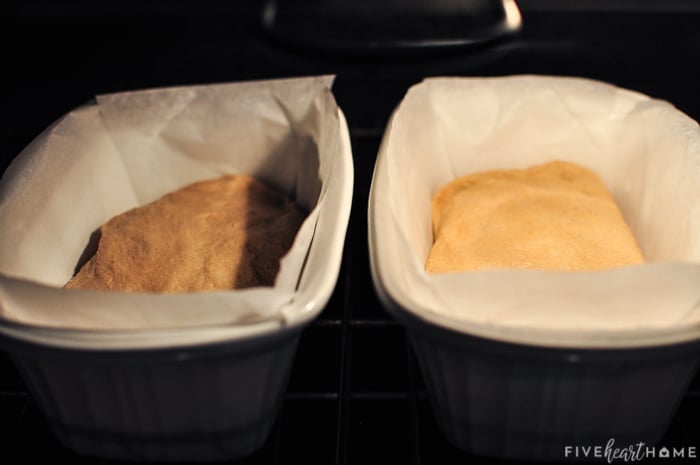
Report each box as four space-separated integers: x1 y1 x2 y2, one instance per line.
425 161 644 272
66 175 306 292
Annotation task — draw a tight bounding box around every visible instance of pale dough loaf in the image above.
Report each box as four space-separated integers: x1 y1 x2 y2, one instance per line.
425 161 644 273
66 174 306 292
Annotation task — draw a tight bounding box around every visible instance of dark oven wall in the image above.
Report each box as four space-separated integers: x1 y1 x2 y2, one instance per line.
2 1 700 464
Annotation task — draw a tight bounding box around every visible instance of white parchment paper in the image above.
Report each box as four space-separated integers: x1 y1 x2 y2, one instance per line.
0 76 340 331
371 75 700 347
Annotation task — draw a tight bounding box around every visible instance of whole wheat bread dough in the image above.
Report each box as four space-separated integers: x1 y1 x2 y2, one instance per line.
66 174 306 292
425 161 645 272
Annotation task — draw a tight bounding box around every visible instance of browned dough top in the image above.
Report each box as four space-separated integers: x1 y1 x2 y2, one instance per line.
66 174 306 292
426 161 645 273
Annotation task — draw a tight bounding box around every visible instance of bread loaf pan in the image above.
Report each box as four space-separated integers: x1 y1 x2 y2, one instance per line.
387 303 700 460
2 328 300 461
0 76 354 461
367 75 700 461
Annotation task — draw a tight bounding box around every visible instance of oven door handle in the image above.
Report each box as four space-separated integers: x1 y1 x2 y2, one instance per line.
260 0 522 56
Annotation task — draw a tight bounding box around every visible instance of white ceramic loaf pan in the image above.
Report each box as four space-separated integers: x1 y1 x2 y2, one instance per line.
368 75 700 461
0 76 353 461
